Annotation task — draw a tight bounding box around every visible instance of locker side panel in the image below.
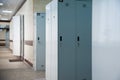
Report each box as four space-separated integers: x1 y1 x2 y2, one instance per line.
75 1 92 80
58 0 76 80
46 3 52 80
51 0 58 80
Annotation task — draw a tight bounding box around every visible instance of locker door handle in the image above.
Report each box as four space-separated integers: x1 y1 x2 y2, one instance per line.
77 36 80 41
60 36 62 41
77 36 80 47
59 36 62 47
38 37 40 40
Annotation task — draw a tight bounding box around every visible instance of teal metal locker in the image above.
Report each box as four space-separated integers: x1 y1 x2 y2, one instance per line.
46 0 92 80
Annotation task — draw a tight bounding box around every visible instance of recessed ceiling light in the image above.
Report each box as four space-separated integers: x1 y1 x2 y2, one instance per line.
2 10 13 13
0 3 3 6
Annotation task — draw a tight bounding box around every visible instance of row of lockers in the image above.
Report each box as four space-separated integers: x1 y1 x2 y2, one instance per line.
46 0 92 80
35 0 120 80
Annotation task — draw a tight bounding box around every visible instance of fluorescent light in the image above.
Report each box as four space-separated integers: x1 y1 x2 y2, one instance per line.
0 3 3 6
2 10 12 13
1 18 9 20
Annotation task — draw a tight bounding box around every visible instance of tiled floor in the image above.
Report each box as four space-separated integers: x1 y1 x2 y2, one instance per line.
0 47 45 80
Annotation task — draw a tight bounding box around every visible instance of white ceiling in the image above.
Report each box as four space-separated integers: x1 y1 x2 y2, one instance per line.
0 0 26 21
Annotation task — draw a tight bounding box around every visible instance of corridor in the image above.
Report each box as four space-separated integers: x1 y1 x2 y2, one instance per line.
0 0 120 80
0 47 45 80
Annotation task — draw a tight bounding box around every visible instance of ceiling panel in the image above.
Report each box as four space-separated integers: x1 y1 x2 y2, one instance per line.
0 0 26 21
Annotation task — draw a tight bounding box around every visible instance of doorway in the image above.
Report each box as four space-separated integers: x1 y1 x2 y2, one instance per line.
10 15 24 61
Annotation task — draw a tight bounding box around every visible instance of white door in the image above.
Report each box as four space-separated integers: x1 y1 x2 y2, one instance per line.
13 16 21 56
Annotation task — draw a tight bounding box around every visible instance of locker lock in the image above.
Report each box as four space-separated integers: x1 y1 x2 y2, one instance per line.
77 36 80 41
38 37 40 40
60 36 62 41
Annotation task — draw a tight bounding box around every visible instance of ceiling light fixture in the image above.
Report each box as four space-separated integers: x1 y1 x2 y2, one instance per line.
2 10 13 13
0 3 3 6
0 18 9 20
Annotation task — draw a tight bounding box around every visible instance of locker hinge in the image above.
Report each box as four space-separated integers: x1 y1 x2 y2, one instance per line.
59 0 63 2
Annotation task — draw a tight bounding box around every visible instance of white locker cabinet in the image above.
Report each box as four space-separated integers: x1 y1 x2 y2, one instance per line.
34 13 45 71
46 0 92 80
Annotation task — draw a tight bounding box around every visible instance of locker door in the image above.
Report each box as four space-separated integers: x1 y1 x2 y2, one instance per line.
46 3 52 80
58 0 76 80
35 13 45 71
75 1 92 80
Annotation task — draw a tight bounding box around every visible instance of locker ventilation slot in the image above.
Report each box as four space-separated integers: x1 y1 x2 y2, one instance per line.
59 0 63 2
75 0 87 1
37 13 40 16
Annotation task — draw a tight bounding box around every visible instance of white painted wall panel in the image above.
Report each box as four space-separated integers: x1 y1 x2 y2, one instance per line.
92 0 120 80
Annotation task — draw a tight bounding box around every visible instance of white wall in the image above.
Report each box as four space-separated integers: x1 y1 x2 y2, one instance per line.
0 22 9 25
33 0 52 12
17 0 34 63
92 0 120 80
10 0 34 63
10 0 52 64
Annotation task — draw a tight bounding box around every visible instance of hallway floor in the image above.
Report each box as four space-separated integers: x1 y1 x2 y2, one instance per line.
0 47 45 80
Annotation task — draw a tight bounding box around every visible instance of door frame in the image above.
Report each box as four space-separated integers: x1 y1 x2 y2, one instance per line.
20 15 25 60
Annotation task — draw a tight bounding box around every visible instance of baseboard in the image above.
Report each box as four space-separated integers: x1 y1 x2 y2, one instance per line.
24 59 33 67
9 56 24 62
